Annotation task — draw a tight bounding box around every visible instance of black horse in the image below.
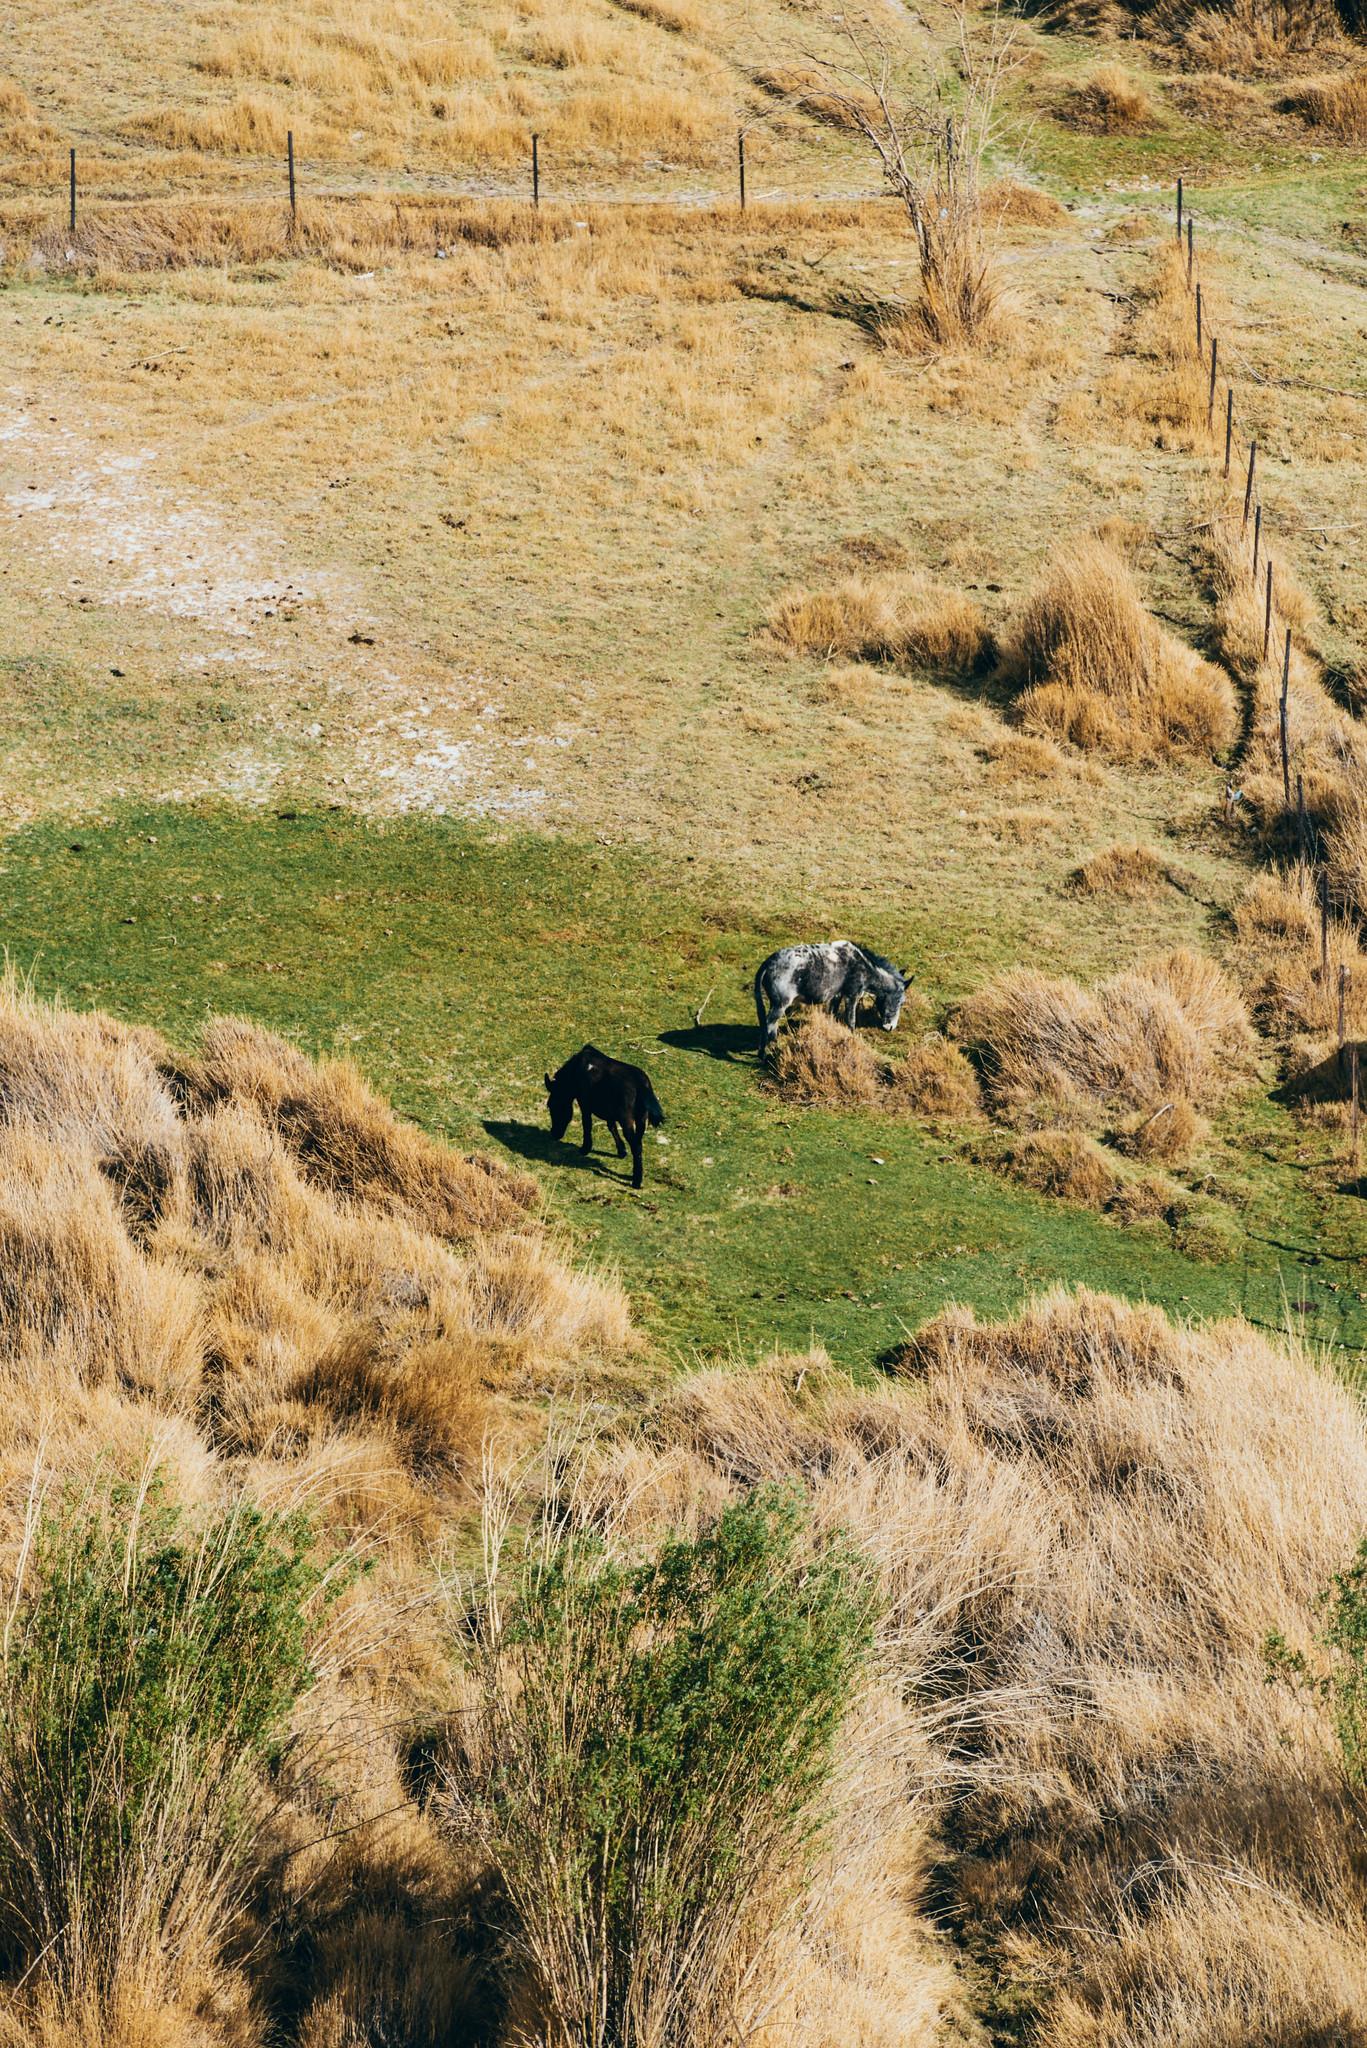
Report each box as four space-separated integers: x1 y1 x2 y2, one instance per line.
544 1045 664 1189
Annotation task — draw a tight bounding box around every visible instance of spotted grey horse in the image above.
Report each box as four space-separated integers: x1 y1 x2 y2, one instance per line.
753 941 910 1053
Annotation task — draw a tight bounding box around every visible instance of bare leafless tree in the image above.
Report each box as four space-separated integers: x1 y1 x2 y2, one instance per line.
794 7 1020 347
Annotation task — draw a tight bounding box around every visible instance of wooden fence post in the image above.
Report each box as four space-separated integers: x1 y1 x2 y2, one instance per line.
1298 773 1308 863
1196 281 1202 353
1352 1041 1361 1174
1321 867 1331 981
1207 333 1218 429
287 130 296 216
532 132 540 207
1186 215 1194 287
1279 626 1291 808
1242 439 1257 531
1223 388 1233 478
1176 174 1183 243
1252 502 1261 582
68 148 76 234
738 128 746 211
1264 557 1274 663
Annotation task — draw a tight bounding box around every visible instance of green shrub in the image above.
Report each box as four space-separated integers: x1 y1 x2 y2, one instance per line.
1268 1536 1367 1783
0 1479 336 2005
454 1483 876 2048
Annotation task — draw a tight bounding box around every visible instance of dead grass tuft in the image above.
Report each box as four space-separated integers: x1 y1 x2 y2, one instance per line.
767 572 992 674
1061 64 1157 132
1068 843 1177 897
954 949 1254 1123
768 1012 887 1109
888 1038 983 1119
1005 539 1237 763
1111 1097 1207 1165
1282 67 1367 137
980 177 1068 227
996 1127 1126 1208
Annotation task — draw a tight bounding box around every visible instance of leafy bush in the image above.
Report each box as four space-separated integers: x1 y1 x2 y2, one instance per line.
453 1484 876 2048
0 1480 336 2005
1268 1536 1367 1782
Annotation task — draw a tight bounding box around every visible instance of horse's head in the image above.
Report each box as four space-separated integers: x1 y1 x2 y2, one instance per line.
545 1069 574 1141
875 969 910 1032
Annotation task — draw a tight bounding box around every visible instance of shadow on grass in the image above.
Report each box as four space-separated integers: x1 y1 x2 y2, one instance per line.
658 1022 757 1063
482 1117 637 1186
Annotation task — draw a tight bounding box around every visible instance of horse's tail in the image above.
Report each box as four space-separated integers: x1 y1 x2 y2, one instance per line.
643 1084 665 1128
753 962 769 1037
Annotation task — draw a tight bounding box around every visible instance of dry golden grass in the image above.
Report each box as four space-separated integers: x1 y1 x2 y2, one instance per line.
887 1038 983 1119
980 176 1068 227
753 66 882 132
1111 1096 1206 1164
613 1286 1367 2045
769 1015 980 1123
954 948 1254 1124
767 572 992 674
1061 63 1156 132
1283 67 1367 136
1234 862 1367 1044
1181 0 1348 73
768 1011 886 1109
996 1126 1126 1207
1004 538 1237 763
1068 842 1176 896
0 973 635 2038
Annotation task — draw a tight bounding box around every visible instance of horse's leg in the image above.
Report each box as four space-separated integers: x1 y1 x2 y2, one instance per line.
762 995 790 1050
628 1117 645 1189
580 1100 594 1153
608 1119 627 1158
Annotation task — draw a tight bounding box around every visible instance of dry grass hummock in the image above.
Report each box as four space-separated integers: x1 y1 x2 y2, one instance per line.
767 571 993 675
1003 540 1237 763
1282 68 1367 137
1111 1097 1207 1165
1067 843 1178 897
1233 862 1367 1046
1060 64 1156 132
617 1286 1367 2045
769 1013 981 1122
954 949 1255 1125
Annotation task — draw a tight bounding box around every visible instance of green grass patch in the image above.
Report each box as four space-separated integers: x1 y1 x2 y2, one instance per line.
2 803 1364 1366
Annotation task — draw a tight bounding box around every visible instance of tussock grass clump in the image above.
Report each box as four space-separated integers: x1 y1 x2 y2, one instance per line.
636 1287 1367 2043
996 1127 1125 1208
954 949 1254 1123
767 571 992 674
1112 1097 1206 1165
1062 63 1156 131
1283 68 1367 136
1068 843 1176 897
981 177 1068 227
769 1012 887 1109
1234 863 1367 1043
1183 0 1348 73
1004 540 1237 763
888 1038 983 1119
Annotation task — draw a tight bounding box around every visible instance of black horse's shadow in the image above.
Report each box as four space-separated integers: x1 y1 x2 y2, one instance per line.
482 1118 636 1185
658 1023 755 1064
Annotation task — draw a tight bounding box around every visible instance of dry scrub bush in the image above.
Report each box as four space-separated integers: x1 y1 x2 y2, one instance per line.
980 176 1067 226
954 948 1253 1124
632 1287 1367 2043
1068 842 1175 896
1061 63 1156 131
1283 68 1367 136
0 976 633 2040
1004 539 1236 762
767 571 991 673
